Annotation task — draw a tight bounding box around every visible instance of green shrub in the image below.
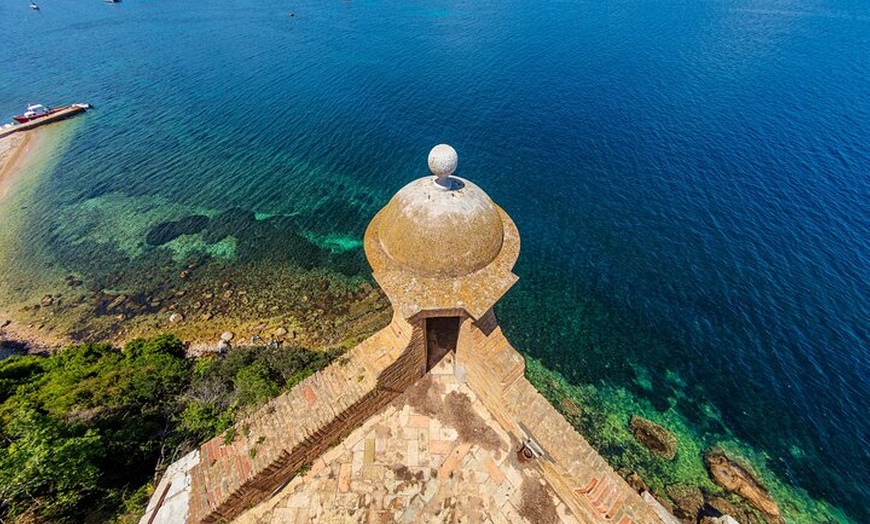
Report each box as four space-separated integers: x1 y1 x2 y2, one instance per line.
0 335 340 523
0 355 46 402
234 361 280 406
0 336 190 523
0 407 103 522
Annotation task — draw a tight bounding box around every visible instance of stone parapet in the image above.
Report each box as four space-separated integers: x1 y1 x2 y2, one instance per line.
185 314 426 524
458 312 665 524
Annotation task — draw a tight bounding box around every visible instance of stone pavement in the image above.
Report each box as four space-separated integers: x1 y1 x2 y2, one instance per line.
235 354 579 524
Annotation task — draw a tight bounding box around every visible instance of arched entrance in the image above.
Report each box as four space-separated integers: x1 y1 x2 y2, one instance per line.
425 316 460 371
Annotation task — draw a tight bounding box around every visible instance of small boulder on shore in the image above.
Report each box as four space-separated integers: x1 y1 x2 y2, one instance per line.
704 449 782 522
705 495 766 524
629 415 677 460
169 313 184 323
640 492 682 524
626 472 648 493
220 331 234 341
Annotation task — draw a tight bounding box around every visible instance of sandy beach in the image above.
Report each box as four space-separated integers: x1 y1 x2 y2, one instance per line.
0 130 37 202
0 129 71 352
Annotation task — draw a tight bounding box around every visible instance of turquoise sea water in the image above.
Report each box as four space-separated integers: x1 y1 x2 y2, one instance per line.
1 0 867 520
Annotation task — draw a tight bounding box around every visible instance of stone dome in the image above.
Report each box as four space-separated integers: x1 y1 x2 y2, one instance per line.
375 175 504 278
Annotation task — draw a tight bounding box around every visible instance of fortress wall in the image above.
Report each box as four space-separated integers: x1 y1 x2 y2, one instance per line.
457 312 664 524
186 314 426 524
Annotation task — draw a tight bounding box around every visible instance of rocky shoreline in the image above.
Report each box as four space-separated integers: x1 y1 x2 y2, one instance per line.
525 358 850 524
0 252 393 359
626 417 786 523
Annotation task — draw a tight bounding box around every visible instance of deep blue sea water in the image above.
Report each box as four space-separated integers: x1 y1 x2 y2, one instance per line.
1 0 867 520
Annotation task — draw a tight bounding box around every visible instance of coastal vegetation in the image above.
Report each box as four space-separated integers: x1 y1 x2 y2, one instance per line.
0 335 340 523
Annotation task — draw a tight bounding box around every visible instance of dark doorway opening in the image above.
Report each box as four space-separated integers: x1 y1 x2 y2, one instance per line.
425 316 460 371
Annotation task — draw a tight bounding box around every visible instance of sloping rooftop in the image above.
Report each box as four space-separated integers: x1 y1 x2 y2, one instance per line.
234 355 578 524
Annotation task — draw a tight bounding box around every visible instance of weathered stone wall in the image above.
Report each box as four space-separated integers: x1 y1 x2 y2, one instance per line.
186 313 426 524
457 310 664 524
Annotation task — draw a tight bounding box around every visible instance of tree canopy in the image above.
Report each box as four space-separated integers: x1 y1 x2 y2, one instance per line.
0 335 339 523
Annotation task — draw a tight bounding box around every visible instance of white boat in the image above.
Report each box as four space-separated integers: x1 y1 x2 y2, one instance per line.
29 2 39 9
13 103 51 124
10 102 91 125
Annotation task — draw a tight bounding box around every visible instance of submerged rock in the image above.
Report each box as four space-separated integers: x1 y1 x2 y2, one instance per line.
704 449 782 522
106 294 128 311
629 415 677 460
202 208 255 244
145 215 210 246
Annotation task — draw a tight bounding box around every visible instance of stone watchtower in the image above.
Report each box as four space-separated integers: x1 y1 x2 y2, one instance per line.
140 146 665 524
365 144 520 371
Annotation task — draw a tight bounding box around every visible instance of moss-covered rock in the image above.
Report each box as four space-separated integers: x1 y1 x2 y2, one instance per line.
705 449 783 523
630 415 678 460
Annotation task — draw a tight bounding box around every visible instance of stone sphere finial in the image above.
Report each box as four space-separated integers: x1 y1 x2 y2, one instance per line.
428 144 458 189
